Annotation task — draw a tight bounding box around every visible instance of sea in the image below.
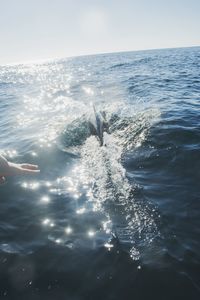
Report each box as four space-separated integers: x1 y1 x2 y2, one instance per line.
0 46 200 300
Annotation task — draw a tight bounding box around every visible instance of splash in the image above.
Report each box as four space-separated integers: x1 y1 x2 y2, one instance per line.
76 108 160 260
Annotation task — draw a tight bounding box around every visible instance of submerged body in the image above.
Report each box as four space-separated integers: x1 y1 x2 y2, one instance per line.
59 105 110 151
89 105 108 146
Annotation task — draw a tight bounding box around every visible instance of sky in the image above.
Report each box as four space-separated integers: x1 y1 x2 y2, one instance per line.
0 0 199 65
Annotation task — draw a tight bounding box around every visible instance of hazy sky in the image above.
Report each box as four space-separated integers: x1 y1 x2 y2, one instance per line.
0 0 199 64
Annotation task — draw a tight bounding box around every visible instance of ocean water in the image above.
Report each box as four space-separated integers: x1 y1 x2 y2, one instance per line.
0 46 200 299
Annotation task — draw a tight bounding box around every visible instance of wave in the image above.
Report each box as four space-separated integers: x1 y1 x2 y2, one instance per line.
110 57 154 70
58 107 160 259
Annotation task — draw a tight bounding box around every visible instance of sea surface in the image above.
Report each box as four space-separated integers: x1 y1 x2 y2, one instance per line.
0 47 200 300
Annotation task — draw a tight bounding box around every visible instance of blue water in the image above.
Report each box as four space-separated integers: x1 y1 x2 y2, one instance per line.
0 47 200 299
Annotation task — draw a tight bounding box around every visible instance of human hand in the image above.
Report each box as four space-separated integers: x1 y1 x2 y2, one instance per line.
0 154 40 184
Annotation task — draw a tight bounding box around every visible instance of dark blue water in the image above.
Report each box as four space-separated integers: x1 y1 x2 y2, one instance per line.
0 47 200 299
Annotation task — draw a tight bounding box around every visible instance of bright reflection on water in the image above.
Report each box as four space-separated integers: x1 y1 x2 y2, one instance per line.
42 218 51 225
82 86 94 95
76 207 86 215
22 181 40 190
32 160 114 248
14 62 91 149
18 110 159 260
104 243 114 251
55 239 61 244
11 60 160 259
31 151 38 157
42 218 55 228
0 149 18 159
88 230 96 237
65 227 72 234
45 181 52 187
40 196 50 203
29 111 159 257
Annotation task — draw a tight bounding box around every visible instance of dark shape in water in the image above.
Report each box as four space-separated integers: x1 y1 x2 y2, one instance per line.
89 104 109 146
59 105 109 151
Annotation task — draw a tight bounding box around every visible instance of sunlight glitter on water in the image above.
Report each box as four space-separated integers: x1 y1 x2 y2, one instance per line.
42 218 55 228
40 196 50 203
104 243 114 251
65 227 73 234
21 181 40 190
76 207 86 214
55 239 61 244
31 151 38 157
45 181 52 187
88 230 96 237
42 218 51 225
82 86 94 95
11 59 161 262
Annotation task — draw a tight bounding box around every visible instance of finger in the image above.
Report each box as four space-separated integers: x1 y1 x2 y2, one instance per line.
20 168 40 174
20 164 39 170
8 163 40 175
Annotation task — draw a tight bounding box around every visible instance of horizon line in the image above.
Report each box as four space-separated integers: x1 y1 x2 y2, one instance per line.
1 44 200 67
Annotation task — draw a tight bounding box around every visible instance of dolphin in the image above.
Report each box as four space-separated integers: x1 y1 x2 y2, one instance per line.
89 105 108 146
59 105 109 152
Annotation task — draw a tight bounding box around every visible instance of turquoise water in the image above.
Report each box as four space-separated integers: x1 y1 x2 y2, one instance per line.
0 47 200 299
